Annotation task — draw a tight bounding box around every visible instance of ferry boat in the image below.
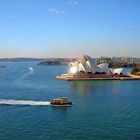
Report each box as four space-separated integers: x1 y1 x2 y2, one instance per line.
50 97 72 106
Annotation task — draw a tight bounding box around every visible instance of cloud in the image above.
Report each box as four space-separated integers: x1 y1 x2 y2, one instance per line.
69 1 79 6
46 1 79 15
47 8 65 14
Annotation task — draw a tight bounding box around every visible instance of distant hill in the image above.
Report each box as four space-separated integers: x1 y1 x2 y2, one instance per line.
38 61 63 65
38 58 76 65
0 58 43 62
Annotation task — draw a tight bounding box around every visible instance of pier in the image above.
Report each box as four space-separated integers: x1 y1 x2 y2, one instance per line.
56 75 140 81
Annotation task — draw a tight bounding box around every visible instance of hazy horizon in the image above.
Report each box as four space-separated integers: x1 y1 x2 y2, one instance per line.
0 0 140 58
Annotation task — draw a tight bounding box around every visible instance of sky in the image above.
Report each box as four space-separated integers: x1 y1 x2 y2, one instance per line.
0 0 140 58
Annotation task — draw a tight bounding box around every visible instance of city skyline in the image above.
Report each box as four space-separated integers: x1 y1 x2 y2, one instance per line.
0 0 140 58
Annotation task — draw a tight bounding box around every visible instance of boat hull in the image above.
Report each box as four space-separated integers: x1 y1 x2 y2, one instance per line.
50 102 72 106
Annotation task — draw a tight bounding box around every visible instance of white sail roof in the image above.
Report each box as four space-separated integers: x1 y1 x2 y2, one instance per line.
69 55 112 74
84 55 97 73
97 63 109 73
113 68 123 75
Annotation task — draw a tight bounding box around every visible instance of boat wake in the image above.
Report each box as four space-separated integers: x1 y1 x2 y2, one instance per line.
21 67 34 79
28 67 34 73
15 67 34 85
0 99 50 106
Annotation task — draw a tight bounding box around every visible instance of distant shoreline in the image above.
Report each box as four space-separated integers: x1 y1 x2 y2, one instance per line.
0 57 139 68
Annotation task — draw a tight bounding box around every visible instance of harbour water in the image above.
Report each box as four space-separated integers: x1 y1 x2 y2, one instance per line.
0 62 140 140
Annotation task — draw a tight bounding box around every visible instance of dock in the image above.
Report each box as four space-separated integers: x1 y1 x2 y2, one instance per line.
56 75 140 81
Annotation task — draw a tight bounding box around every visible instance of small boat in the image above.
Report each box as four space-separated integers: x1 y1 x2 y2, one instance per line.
50 97 72 106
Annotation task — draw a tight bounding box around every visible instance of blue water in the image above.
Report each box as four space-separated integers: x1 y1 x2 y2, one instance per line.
0 62 140 140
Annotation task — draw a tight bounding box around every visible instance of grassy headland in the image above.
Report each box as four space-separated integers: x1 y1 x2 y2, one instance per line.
131 65 140 75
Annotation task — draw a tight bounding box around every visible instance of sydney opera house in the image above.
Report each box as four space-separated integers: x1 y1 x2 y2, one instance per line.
56 55 125 80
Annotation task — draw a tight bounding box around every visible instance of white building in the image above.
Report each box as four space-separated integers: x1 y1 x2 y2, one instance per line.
69 55 123 75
